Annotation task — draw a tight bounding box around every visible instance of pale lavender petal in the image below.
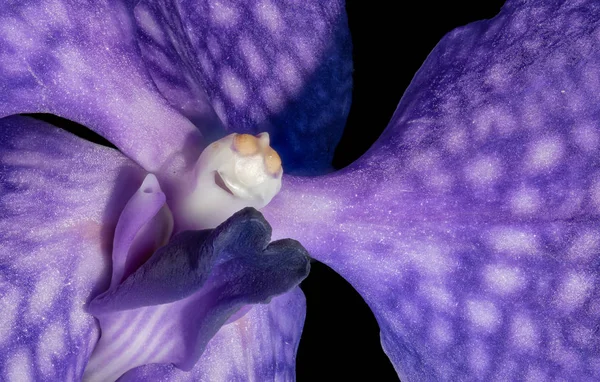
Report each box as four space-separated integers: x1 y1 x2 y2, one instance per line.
157 0 353 172
0 1 202 171
0 115 145 381
85 208 309 381
264 1 600 380
119 288 305 382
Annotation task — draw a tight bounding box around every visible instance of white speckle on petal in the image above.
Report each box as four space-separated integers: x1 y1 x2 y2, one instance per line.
420 282 456 312
26 269 64 321
38 322 66 377
254 0 283 33
588 173 600 214
572 123 599 153
429 318 454 347
239 38 267 78
6 348 33 382
465 156 502 187
525 137 564 173
509 186 541 215
276 54 303 95
404 242 452 276
555 272 593 312
484 264 525 294
1 18 37 51
209 2 239 26
568 230 600 260
511 313 539 351
443 127 468 154
0 288 20 345
135 6 166 45
487 227 539 256
466 299 501 332
525 366 547 382
221 70 248 107
469 341 490 376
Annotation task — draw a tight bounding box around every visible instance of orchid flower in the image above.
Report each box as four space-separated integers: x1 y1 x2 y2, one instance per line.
1 1 599 382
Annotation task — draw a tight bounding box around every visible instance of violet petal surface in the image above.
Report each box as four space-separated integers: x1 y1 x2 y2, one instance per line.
0 115 144 381
0 1 202 172
264 1 600 380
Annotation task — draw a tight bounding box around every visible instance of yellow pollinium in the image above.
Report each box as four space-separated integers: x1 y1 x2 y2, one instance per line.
233 134 260 156
264 147 281 175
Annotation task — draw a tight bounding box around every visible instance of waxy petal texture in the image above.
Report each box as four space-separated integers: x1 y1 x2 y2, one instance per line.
85 208 310 381
0 0 202 172
264 1 600 380
119 288 306 382
146 0 353 173
0 115 145 381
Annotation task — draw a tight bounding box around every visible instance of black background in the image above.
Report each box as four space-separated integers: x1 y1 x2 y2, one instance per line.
296 1 506 381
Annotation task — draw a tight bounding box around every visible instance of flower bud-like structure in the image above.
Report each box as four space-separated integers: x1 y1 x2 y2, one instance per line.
176 132 283 230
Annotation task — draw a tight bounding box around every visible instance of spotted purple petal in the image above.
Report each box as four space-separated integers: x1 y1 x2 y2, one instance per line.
264 1 600 380
132 0 225 142
85 208 310 381
0 115 145 381
119 287 305 382
0 0 203 172
155 0 353 173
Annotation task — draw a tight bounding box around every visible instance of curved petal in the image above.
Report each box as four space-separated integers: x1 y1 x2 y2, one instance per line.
85 208 310 381
0 0 202 172
264 1 600 380
149 0 353 173
119 288 305 382
0 115 145 381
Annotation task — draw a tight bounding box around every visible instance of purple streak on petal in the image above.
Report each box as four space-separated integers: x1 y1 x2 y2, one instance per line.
264 1 600 380
119 288 305 382
110 174 171 289
85 208 309 381
0 1 203 172
141 0 353 173
0 115 145 381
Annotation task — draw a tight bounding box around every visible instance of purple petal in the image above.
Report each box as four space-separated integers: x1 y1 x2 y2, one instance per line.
158 0 353 173
264 1 600 380
85 208 309 381
0 115 145 380
0 1 202 171
119 288 305 382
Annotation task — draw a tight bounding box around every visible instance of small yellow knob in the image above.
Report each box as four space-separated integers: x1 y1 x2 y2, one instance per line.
264 147 282 175
233 134 260 156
